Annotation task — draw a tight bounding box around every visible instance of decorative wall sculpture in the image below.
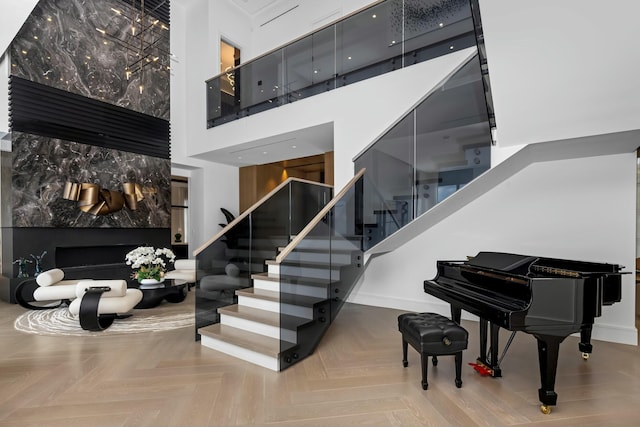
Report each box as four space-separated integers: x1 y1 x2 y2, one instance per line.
11 132 170 228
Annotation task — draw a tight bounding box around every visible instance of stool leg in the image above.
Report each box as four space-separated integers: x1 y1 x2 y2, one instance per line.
421 353 428 390
432 355 438 366
402 338 408 368
455 351 463 388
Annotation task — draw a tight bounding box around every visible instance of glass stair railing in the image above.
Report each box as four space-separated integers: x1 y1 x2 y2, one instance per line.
275 169 365 369
193 178 332 339
206 0 478 128
195 170 365 371
355 52 493 249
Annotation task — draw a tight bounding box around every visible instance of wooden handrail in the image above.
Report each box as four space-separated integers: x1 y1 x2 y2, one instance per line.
193 177 333 256
275 168 365 263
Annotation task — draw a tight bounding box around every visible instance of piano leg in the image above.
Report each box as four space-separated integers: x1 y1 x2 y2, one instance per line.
451 306 461 324
579 325 593 359
479 319 488 363
476 320 502 377
489 323 501 377
535 334 566 414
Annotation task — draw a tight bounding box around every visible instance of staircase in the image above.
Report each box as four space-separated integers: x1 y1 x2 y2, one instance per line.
199 236 363 370
196 171 365 371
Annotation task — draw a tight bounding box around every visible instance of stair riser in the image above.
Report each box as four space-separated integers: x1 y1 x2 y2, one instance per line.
225 248 276 259
293 239 359 251
200 335 280 371
253 278 329 299
280 251 353 264
237 295 314 319
238 237 289 248
219 314 297 343
279 265 341 281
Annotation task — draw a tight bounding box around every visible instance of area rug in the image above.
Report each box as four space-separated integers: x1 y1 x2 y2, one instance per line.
14 298 195 336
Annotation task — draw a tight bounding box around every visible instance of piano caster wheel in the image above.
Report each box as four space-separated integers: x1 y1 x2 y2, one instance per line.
581 352 590 360
540 405 551 415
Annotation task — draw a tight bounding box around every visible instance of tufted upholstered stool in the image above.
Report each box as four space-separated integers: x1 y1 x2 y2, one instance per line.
398 312 468 390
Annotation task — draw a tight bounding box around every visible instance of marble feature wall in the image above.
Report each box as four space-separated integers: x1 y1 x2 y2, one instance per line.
12 132 170 228
10 0 169 120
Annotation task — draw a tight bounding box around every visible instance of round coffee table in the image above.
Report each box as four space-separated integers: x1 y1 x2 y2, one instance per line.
133 279 187 309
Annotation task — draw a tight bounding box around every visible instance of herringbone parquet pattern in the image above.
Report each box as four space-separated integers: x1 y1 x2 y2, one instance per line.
2 294 640 426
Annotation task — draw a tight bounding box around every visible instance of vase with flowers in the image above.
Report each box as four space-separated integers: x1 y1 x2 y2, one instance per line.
125 246 176 285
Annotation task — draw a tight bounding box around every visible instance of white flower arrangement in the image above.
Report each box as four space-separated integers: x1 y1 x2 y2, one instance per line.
125 246 176 281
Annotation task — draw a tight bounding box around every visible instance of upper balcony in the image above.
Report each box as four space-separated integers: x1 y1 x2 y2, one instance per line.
206 0 478 128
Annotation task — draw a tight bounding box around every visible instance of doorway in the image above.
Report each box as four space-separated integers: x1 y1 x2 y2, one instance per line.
171 176 189 259
220 39 240 96
239 152 334 213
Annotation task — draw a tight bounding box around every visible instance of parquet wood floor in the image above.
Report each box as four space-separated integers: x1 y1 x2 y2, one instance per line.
1 294 640 426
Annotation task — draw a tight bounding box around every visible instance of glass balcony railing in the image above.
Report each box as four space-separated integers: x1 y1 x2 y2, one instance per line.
355 52 492 249
193 179 332 336
206 0 477 128
275 169 365 369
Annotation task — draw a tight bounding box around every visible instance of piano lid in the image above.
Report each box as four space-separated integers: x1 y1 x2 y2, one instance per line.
467 252 538 273
465 251 625 278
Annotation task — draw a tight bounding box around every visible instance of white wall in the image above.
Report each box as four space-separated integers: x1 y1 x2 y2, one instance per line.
0 1 39 55
248 0 375 60
171 0 242 253
188 163 239 251
353 150 638 345
480 0 640 147
0 52 8 137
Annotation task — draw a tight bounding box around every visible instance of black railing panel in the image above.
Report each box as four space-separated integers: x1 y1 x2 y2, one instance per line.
206 0 477 128
194 179 332 337
277 171 364 370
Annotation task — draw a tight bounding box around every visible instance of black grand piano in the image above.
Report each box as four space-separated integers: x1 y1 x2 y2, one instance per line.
423 251 625 414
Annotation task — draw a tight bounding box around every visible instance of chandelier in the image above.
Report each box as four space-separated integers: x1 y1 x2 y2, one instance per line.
96 0 171 93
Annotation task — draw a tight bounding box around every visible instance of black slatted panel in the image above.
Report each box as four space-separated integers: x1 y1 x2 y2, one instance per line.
9 76 170 159
119 0 170 24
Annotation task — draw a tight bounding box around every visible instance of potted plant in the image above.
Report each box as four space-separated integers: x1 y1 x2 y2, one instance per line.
125 246 176 285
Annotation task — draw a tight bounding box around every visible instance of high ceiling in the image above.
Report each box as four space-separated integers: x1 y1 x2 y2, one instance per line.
230 0 283 16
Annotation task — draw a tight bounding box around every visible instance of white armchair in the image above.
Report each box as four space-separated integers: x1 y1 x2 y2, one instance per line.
15 268 87 310
165 259 196 289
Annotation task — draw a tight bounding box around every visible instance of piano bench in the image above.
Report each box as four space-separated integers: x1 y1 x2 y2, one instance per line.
398 312 468 390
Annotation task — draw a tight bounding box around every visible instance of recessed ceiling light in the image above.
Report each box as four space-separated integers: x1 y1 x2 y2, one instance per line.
372 14 377 18
347 56 352 60
263 151 267 155
292 145 297 149
449 45 454 50
439 22 444 27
